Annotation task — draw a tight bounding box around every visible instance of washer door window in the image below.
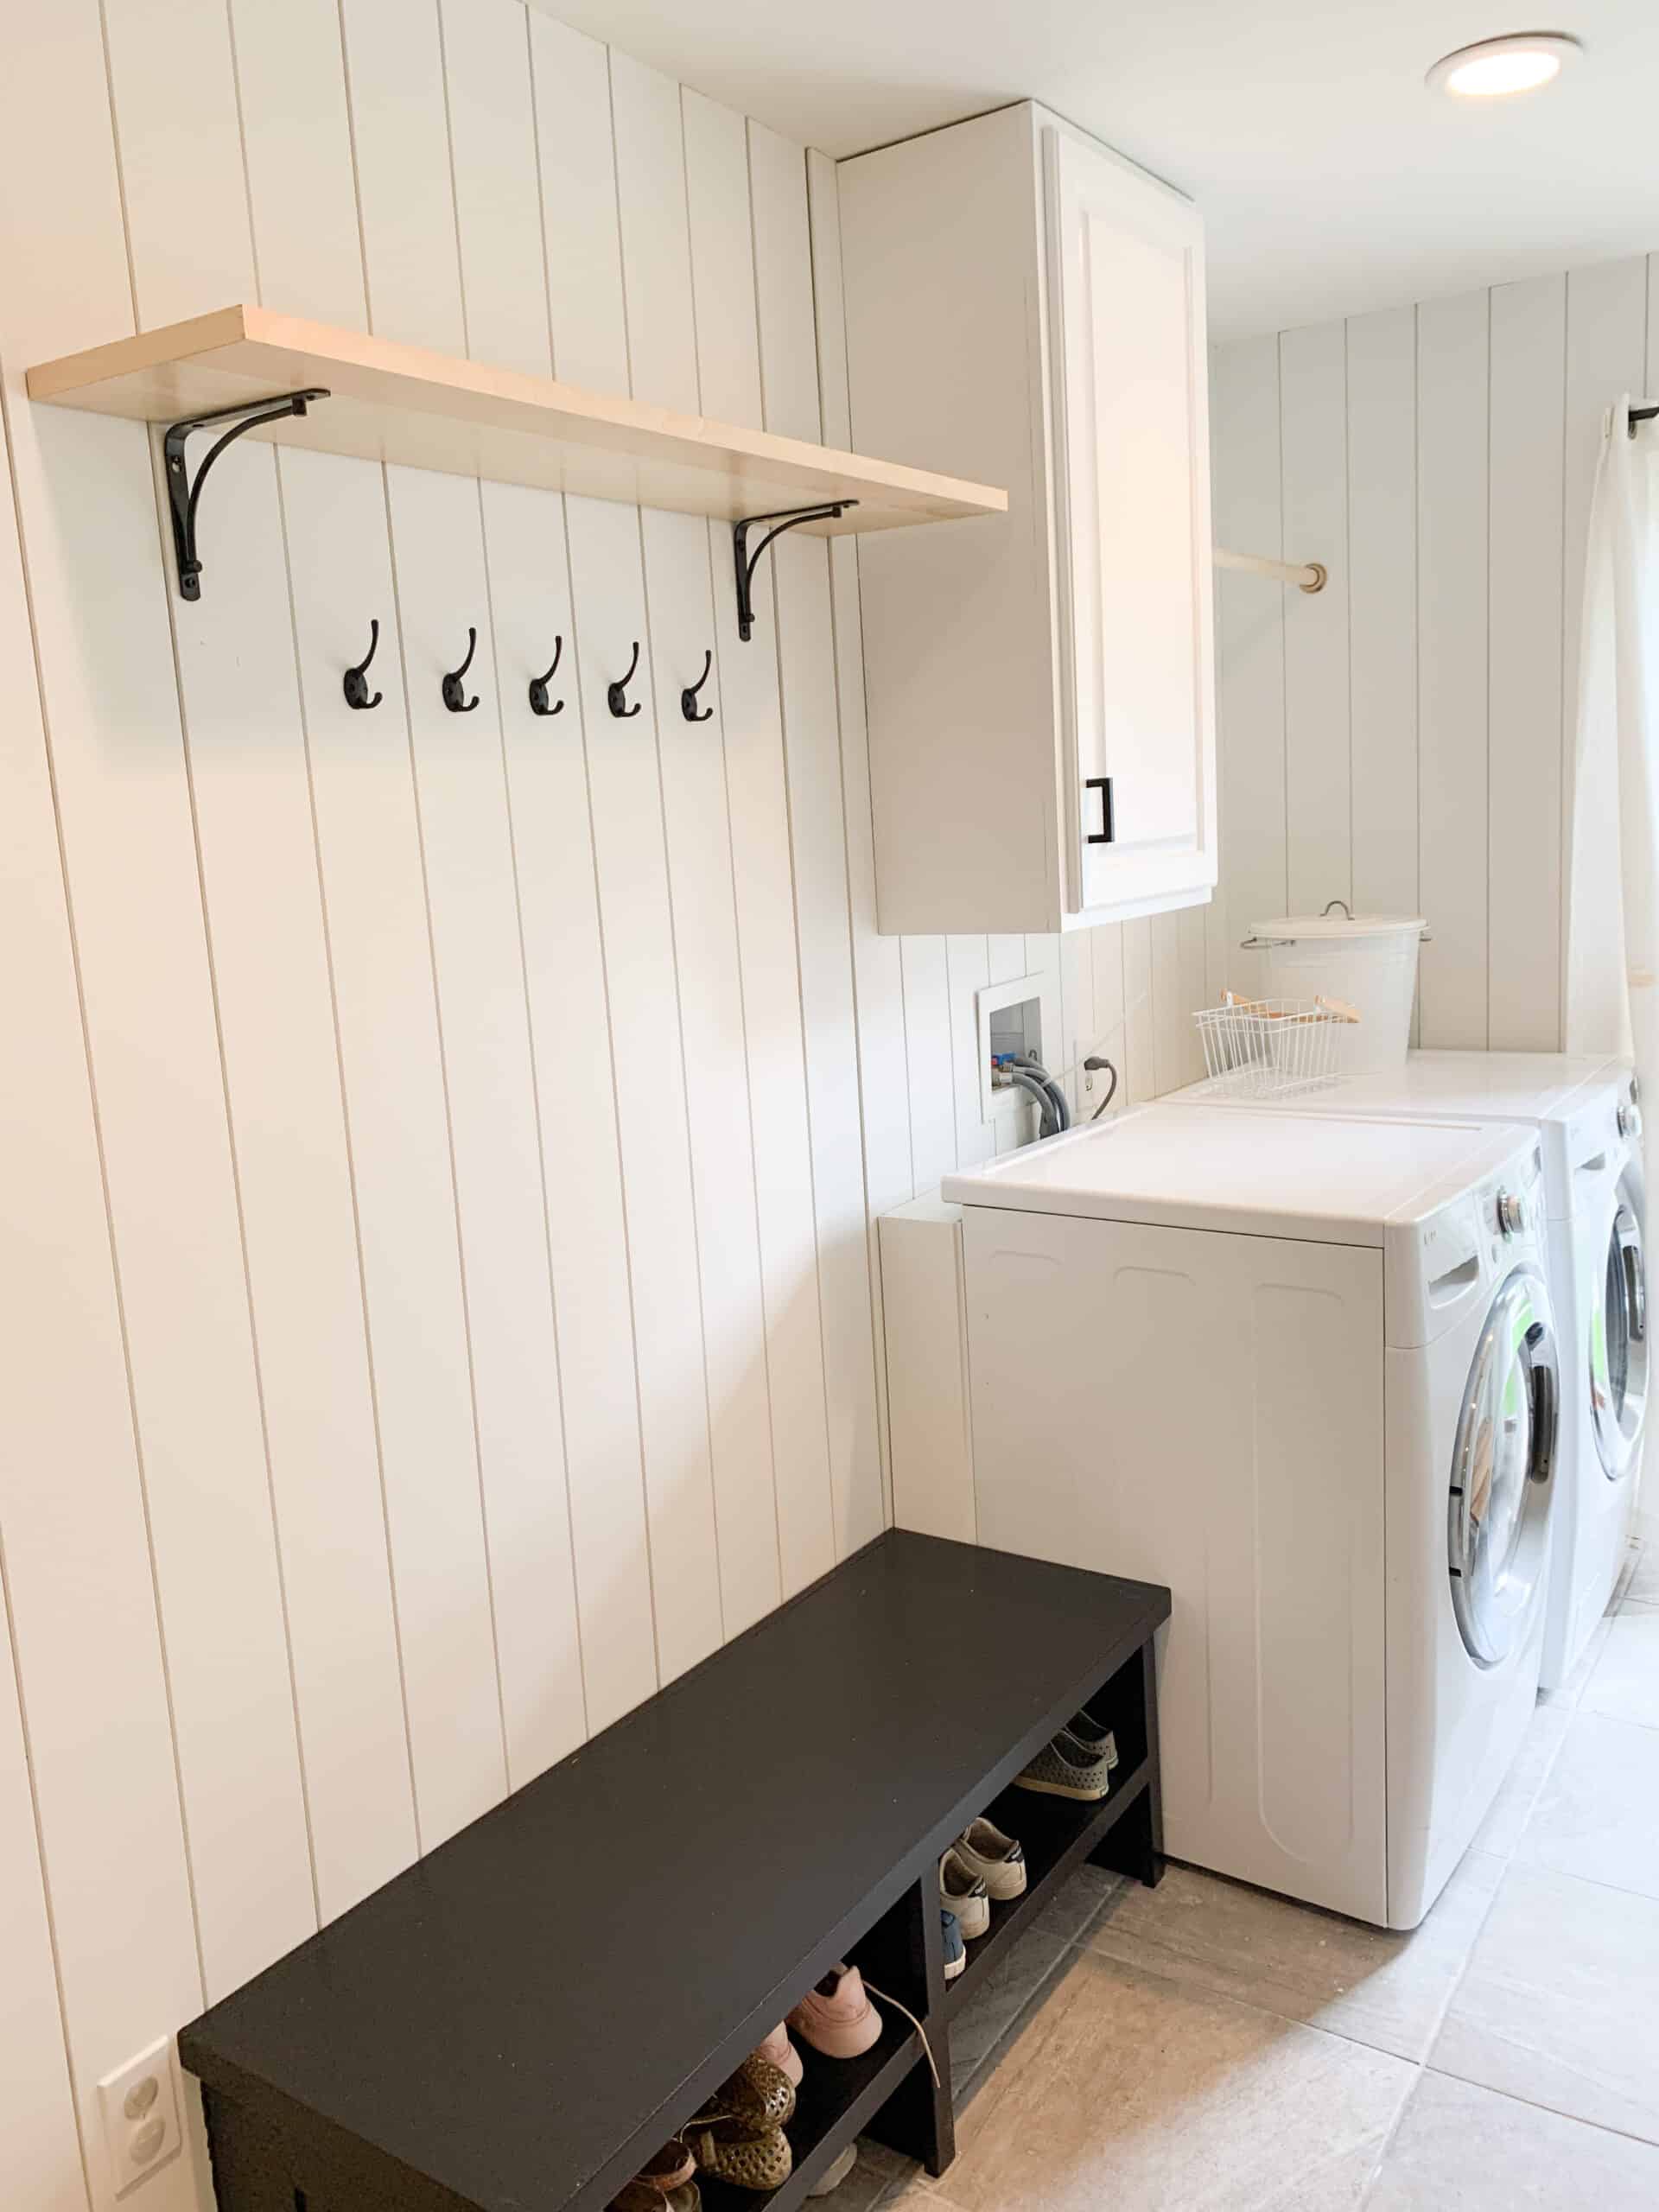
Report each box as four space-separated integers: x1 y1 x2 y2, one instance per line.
1448 1269 1558 1667
1591 1179 1648 1482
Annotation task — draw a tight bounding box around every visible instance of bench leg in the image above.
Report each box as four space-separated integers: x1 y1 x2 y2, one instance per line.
1089 1773 1162 1889
855 1874 956 2177
1088 1638 1164 1890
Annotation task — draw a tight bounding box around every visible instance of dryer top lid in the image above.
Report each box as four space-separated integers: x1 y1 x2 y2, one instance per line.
1314 1050 1624 1122
939 1103 1538 1246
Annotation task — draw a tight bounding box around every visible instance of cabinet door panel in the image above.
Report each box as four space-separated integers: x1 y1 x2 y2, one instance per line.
1047 130 1216 917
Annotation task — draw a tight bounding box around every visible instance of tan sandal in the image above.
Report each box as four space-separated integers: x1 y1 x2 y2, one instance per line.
691 2055 796 2137
690 2124 792 2192
607 2172 700 2212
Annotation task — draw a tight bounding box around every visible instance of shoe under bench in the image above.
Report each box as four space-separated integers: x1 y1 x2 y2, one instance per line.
178 1529 1170 2212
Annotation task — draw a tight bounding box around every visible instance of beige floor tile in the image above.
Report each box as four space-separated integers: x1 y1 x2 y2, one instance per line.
1432 1862 1659 2142
1517 1711 1659 1900
949 1929 1071 2091
1539 1611 1615 1708
1471 1697 1570 1857
1024 1862 1125 1949
1609 1539 1642 1609
1580 1603 1659 1731
879 2185 971 2212
838 2136 920 2211
1363 2071 1659 2209
1624 1544 1658 1607
1078 1851 1501 2063
935 1947 1413 2212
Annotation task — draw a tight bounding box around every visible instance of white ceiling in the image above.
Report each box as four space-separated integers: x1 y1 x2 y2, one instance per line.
535 0 1659 340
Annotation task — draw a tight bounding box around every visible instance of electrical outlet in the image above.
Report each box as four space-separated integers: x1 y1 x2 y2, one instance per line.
97 2039 181 2198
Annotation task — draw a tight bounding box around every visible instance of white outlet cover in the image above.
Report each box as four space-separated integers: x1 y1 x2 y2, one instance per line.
976 970 1062 1126
97 2038 181 2199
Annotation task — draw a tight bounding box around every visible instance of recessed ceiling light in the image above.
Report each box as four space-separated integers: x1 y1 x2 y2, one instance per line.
1427 31 1582 98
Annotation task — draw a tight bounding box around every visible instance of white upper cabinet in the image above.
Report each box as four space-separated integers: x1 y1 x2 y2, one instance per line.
840 104 1217 935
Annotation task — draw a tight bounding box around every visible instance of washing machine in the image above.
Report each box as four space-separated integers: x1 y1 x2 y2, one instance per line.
941 1104 1559 1929
1169 1052 1645 1690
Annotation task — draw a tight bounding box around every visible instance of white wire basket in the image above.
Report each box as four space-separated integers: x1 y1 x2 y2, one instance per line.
1192 997 1353 1099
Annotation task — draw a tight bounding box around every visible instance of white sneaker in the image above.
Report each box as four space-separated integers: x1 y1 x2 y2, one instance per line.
955 1816 1027 1901
939 1847 991 1938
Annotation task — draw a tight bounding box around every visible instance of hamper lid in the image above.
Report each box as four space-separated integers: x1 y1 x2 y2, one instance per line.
1249 912 1427 942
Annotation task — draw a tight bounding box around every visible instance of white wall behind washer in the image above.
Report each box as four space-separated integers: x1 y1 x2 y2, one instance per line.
0 5 1158 2208
1209 248 1659 1057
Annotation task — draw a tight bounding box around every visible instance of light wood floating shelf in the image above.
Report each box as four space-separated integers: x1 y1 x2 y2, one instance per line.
26 304 1007 533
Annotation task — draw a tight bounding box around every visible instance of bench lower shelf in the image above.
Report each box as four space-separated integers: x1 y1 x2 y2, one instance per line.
942 1761 1154 2023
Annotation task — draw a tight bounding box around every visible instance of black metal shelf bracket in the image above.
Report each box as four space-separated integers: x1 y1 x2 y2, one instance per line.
163 388 328 601
732 500 857 642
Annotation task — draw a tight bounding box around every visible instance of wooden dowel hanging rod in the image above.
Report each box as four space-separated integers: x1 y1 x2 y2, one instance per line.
1214 546 1327 594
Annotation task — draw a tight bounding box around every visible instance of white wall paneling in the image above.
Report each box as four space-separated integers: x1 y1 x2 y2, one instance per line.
901 935 959 1193
806 145 905 1529
531 14 630 391
1415 289 1491 1049
1122 918 1155 1104
386 464 586 1781
946 937 996 1169
441 0 550 378
227 0 368 330
641 503 784 1636
684 99 836 1603
0 1582 86 2212
565 493 725 1681
480 476 658 1729
147 0 415 1937
1560 259 1650 1012
174 448 416 1924
752 128 883 1563
0 7 1154 2203
339 0 465 353
1344 307 1418 927
1210 334 1287 965
1278 321 1351 915
605 62 735 1669
1212 251 1657 1051
283 444 505 1855
0 5 206 2200
31 331 317 2034
1487 276 1567 1051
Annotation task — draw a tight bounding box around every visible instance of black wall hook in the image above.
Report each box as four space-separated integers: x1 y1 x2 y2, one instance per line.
342 620 383 710
529 638 564 717
442 627 480 714
607 640 642 719
680 649 714 723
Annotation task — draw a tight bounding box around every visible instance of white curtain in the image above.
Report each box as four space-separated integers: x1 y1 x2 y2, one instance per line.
1566 397 1659 1104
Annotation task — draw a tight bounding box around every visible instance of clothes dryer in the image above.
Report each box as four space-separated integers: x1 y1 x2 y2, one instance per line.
1169 1052 1643 1688
943 1105 1558 1928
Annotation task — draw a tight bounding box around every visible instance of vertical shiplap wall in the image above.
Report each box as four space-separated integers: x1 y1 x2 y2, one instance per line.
0 6 1159 2208
1211 252 1657 1045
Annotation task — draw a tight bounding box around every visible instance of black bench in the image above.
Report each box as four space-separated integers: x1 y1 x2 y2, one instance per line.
181 1530 1170 2212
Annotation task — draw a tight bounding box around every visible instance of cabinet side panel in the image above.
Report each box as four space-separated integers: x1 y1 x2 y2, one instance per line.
839 106 1058 934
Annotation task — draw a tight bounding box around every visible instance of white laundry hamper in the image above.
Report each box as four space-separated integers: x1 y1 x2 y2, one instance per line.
1242 910 1426 1074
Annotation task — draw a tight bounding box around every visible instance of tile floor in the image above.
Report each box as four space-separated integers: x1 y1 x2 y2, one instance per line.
848 1538 1659 2211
